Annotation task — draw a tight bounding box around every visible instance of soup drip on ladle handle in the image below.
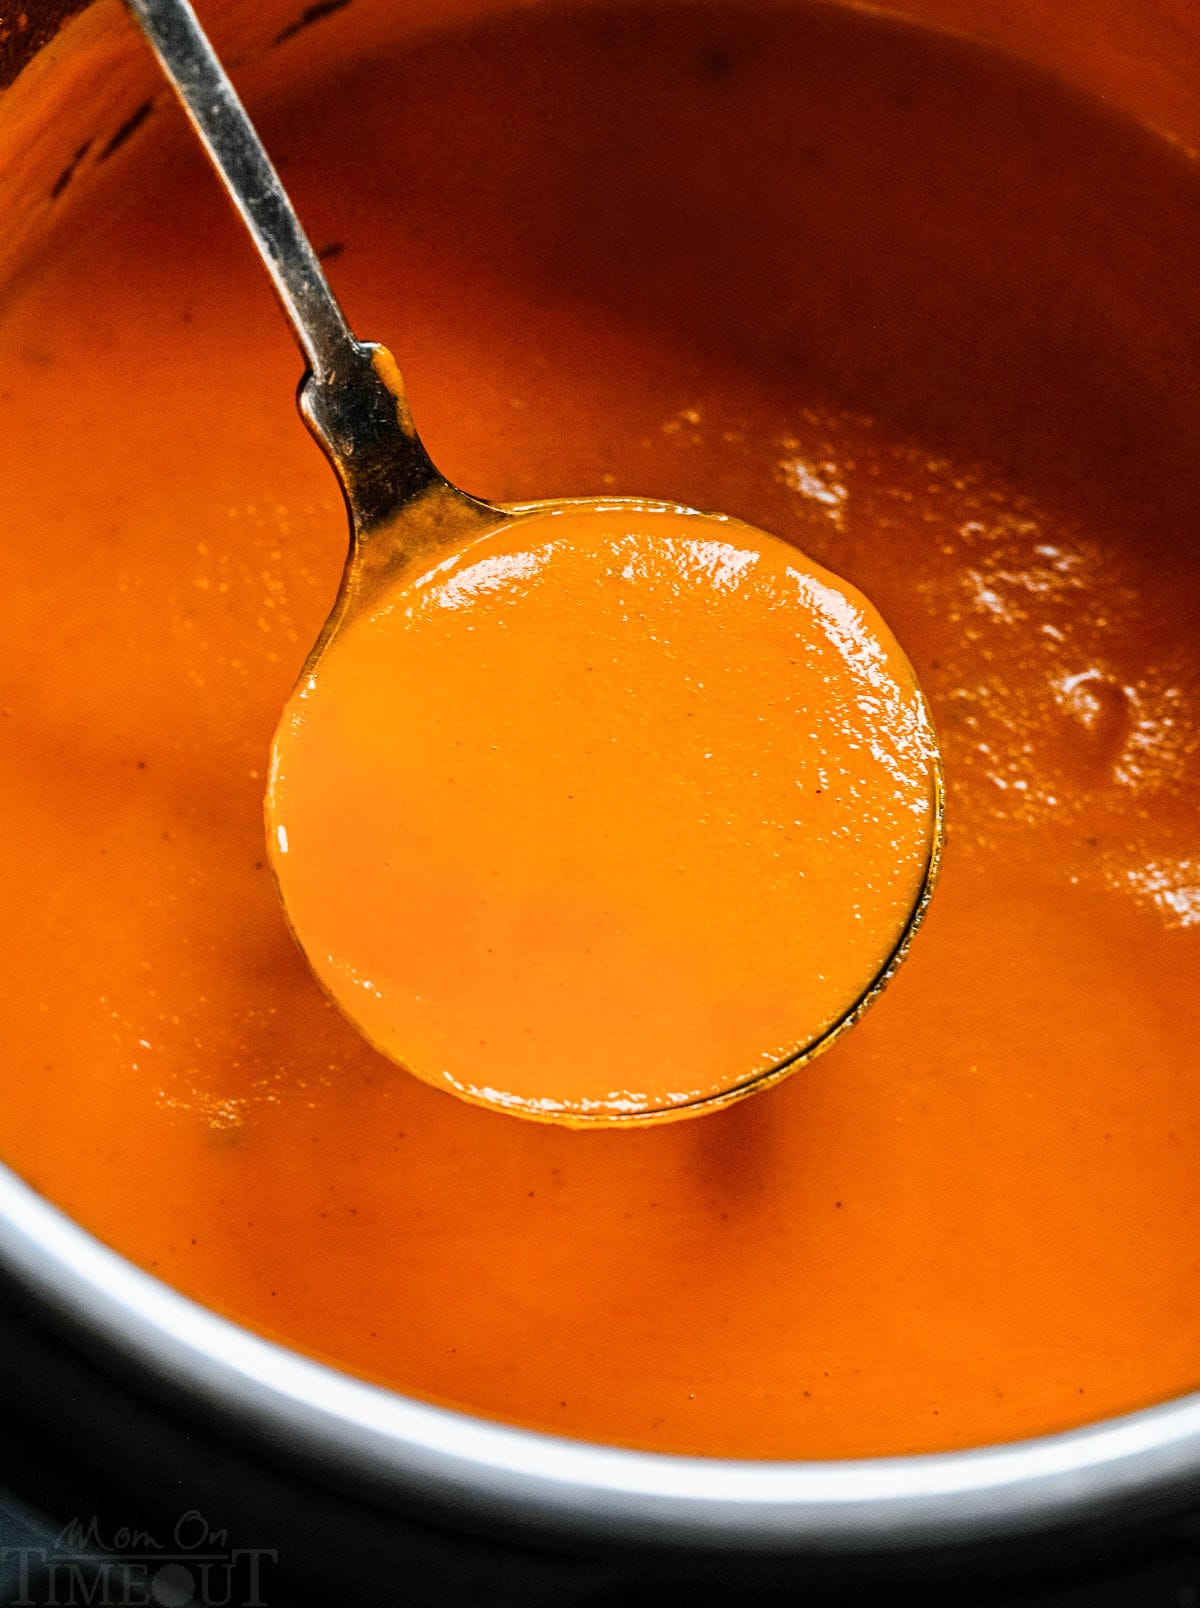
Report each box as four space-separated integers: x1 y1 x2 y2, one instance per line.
123 0 494 538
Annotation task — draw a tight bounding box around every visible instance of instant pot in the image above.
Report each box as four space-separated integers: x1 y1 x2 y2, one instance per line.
1 0 1200 1601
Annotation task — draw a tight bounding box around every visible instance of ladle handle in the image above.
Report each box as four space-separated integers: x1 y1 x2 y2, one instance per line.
121 0 474 532
123 0 358 385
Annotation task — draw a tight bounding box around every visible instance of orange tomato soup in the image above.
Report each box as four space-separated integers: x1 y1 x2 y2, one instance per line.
268 501 939 1121
1 0 1199 1458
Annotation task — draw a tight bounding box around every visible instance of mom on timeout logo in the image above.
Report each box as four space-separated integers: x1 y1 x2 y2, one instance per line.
2 1509 276 1607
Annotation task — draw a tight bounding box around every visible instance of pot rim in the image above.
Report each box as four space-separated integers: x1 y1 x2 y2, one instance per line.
2 1160 1199 1553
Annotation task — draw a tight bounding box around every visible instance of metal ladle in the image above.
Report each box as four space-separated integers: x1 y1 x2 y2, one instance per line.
123 0 943 1124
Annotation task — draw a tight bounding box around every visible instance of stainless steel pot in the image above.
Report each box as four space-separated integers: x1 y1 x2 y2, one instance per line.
1 0 1199 1598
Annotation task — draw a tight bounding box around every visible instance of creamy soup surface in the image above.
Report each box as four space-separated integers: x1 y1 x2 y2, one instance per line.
1 1 1199 1458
